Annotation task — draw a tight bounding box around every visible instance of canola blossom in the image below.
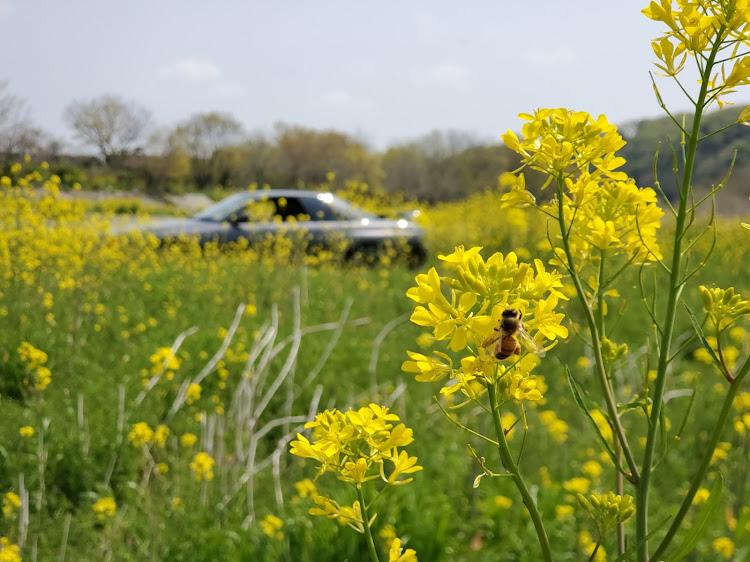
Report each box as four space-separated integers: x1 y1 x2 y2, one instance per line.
290 404 421 487
499 108 664 267
644 0 750 108
402 246 568 403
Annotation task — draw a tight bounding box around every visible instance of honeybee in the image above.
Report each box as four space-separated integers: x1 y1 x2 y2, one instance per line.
482 308 541 360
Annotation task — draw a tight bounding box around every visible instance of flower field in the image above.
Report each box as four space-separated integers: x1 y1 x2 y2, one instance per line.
6 2 750 560
0 160 748 561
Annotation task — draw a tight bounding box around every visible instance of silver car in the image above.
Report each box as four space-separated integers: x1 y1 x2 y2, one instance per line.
132 189 426 266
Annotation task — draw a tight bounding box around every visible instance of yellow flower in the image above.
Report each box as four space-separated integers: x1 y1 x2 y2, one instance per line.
494 495 513 509
563 477 590 495
19 426 34 438
556 505 574 520
34 366 52 390
389 537 418 562
294 479 317 498
185 383 202 405
190 452 215 481
259 514 283 539
2 493 20 517
0 537 21 562
712 537 735 560
582 460 603 480
17 342 48 368
92 496 116 519
180 432 198 448
693 487 710 504
539 410 568 442
128 422 154 447
154 425 169 448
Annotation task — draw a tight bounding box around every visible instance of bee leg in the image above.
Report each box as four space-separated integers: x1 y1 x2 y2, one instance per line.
514 342 521 355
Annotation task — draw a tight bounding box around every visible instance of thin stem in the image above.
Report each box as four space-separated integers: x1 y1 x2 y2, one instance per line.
357 486 380 562
650 356 750 560
488 382 552 562
636 26 725 561
555 178 640 483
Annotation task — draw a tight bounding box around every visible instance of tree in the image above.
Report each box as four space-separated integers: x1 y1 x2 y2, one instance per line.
0 80 46 157
168 112 245 189
274 124 383 188
63 94 151 163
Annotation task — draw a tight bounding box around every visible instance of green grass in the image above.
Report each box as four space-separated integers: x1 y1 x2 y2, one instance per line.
1 222 750 560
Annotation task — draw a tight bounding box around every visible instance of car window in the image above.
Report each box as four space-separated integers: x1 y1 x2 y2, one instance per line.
240 199 277 222
300 197 342 221
273 197 309 221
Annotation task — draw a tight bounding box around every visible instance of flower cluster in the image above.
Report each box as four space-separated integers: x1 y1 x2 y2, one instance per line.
259 514 283 539
17 341 52 391
0 537 20 562
501 109 627 179
190 452 215 481
92 496 116 520
500 108 663 268
290 404 421 487
577 491 636 538
402 246 568 403
700 285 750 328
644 0 750 107
1 493 20 517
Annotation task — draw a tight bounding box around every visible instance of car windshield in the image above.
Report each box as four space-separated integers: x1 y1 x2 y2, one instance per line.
193 192 252 222
193 192 379 223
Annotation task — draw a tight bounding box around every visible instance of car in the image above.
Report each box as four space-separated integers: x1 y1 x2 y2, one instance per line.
126 189 426 266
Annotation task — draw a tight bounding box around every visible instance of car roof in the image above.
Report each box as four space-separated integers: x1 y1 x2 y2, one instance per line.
246 189 335 199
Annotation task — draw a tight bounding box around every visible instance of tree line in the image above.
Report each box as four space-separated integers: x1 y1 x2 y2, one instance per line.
2 83 750 206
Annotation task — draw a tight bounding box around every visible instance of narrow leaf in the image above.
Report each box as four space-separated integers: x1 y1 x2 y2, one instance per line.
566 367 627 475
683 301 723 374
611 515 672 562
665 474 724 562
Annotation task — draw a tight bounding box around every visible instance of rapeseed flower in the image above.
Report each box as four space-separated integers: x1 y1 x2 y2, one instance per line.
290 404 421 486
190 452 215 481
18 426 34 438
2 493 20 517
403 247 568 403
180 433 198 447
388 537 418 562
260 514 283 539
0 537 21 562
128 422 154 447
712 536 735 559
92 496 116 519
185 383 202 405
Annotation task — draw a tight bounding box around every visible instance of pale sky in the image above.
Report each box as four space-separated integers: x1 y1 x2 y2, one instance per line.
0 0 731 151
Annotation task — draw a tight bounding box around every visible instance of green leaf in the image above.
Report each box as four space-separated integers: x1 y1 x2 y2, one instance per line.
617 397 651 417
566 367 627 476
683 301 723 374
665 474 724 562
611 515 672 562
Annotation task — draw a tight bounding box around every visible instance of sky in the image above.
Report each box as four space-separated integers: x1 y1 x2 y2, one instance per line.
0 0 735 152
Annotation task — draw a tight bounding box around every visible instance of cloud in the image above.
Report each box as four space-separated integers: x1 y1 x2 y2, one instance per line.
524 48 575 66
428 64 470 89
321 89 371 110
158 59 222 82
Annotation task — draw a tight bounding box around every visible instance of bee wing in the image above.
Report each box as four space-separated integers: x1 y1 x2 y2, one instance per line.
482 331 500 348
516 327 545 356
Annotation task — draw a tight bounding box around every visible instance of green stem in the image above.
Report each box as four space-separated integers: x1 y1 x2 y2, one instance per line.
596 251 606 338
357 486 380 562
488 382 552 561
649 358 750 560
555 178 640 483
635 30 724 561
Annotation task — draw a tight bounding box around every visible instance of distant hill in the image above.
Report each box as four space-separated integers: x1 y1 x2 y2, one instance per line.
619 106 750 216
